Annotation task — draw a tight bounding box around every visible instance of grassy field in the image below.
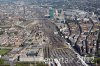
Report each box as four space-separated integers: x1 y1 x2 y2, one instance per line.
0 49 10 55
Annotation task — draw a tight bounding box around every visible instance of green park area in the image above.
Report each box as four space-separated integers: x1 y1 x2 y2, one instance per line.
0 49 11 55
93 58 100 63
0 58 10 66
0 59 4 64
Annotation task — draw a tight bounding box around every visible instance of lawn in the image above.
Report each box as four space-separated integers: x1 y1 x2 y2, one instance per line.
0 49 10 55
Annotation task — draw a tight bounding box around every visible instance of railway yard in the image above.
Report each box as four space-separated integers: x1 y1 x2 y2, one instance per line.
1 13 98 66
0 1 100 66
